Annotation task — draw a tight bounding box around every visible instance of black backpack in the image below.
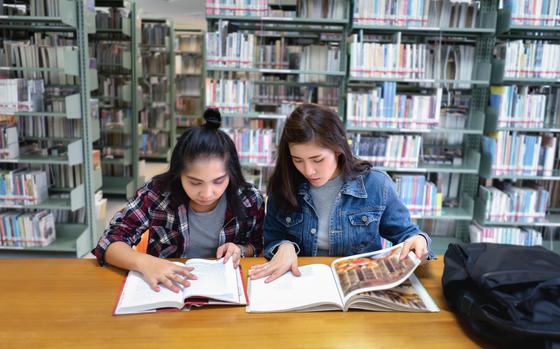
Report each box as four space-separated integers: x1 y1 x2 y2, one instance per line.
442 243 560 348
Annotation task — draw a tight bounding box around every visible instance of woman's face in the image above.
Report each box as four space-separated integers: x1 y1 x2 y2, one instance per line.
289 141 340 188
181 157 230 212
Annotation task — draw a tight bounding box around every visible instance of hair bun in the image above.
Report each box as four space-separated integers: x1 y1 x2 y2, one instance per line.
203 108 221 129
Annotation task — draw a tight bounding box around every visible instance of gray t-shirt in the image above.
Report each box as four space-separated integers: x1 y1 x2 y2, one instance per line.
184 194 227 258
309 174 344 255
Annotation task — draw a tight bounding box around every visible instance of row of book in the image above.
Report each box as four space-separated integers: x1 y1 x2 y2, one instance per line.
501 41 560 79
224 128 275 166
350 35 475 84
139 106 169 131
142 23 168 46
469 223 543 247
393 175 442 217
99 77 130 102
142 52 168 76
95 7 130 30
0 125 18 159
206 24 256 68
176 34 202 53
100 109 129 130
92 42 129 67
346 83 442 129
482 133 558 176
0 210 55 248
503 0 560 27
0 79 44 114
176 76 201 96
0 169 48 206
490 86 560 128
205 79 252 113
479 184 550 223
176 98 201 117
353 0 479 28
1 42 78 85
175 55 202 75
139 132 169 157
298 45 341 83
254 83 338 107
19 116 82 139
350 134 422 167
206 0 346 18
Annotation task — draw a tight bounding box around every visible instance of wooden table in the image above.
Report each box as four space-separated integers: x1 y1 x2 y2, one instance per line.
0 257 489 348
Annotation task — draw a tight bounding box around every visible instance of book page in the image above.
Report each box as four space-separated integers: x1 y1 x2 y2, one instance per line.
182 258 239 303
330 243 421 303
346 274 439 312
115 268 184 315
247 264 343 312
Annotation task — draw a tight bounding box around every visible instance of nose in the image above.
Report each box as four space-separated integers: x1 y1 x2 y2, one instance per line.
200 185 214 199
303 162 315 177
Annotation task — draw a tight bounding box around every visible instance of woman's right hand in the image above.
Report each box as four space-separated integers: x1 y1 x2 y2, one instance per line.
249 243 301 283
137 254 197 293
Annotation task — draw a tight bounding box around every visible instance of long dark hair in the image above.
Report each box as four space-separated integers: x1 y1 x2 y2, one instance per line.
153 108 248 218
268 103 371 211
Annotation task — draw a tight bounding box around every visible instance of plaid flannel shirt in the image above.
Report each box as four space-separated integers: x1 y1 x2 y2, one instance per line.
93 180 264 265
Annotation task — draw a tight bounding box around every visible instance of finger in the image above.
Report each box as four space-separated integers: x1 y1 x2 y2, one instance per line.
400 241 412 260
291 263 301 277
174 266 198 280
147 279 161 292
265 269 284 283
160 276 180 293
223 246 235 263
171 274 191 288
216 244 226 258
232 253 240 268
249 263 267 271
249 266 272 280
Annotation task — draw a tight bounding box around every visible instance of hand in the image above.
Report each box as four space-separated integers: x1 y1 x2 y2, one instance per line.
216 242 242 268
137 254 197 293
400 235 429 261
249 243 301 283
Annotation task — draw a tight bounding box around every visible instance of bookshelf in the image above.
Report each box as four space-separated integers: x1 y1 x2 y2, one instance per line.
138 17 175 161
344 0 500 253
174 29 205 134
0 0 101 256
474 2 560 250
90 0 143 198
205 0 350 191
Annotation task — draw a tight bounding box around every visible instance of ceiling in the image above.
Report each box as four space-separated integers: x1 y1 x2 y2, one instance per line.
135 0 206 29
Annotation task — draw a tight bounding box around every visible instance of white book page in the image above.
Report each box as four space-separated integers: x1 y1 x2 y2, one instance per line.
330 243 421 304
115 268 184 315
247 264 343 312
182 258 238 302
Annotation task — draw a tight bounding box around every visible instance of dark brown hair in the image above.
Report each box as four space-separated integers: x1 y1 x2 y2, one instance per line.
153 108 248 217
268 103 371 211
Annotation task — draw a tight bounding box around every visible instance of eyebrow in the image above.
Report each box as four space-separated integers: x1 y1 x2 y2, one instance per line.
291 155 323 160
186 174 228 182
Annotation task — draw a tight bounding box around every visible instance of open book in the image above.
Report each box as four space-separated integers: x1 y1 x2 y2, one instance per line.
247 243 439 313
114 258 247 315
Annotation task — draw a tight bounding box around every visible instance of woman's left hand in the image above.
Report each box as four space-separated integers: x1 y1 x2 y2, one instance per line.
216 242 242 268
400 235 429 261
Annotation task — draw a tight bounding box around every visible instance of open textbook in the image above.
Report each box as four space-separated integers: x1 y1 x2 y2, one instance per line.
247 243 439 313
114 258 247 315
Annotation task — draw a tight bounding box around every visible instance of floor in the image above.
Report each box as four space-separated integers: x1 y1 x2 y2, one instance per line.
0 162 169 259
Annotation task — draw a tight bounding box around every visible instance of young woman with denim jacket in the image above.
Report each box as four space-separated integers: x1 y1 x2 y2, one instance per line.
249 104 433 283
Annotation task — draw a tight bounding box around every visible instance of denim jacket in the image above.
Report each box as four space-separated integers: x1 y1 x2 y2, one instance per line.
263 168 435 259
